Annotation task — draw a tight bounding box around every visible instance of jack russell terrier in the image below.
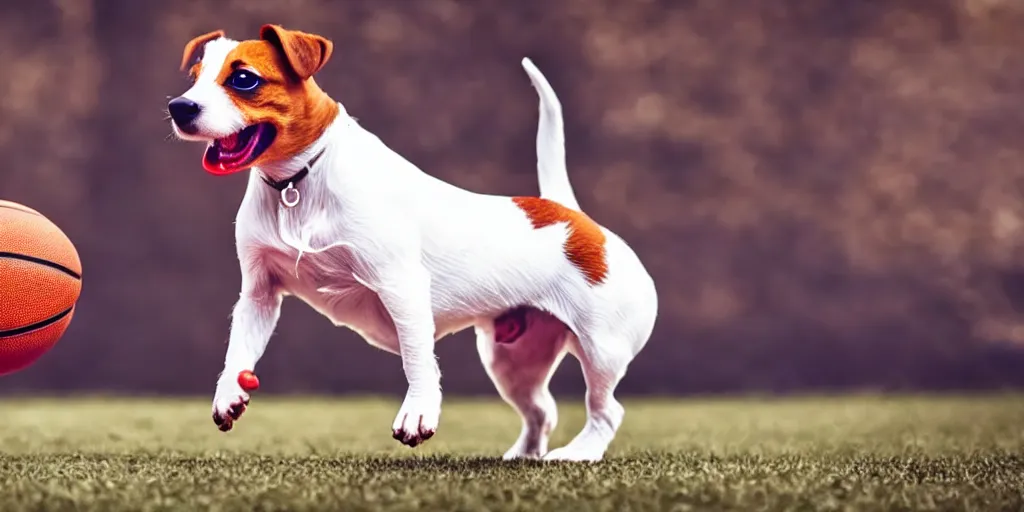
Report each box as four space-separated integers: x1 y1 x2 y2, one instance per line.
168 25 658 462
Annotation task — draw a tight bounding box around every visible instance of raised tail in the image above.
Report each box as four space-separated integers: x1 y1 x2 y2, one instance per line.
521 57 581 211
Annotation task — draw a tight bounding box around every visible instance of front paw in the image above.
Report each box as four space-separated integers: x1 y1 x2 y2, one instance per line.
211 371 257 432
391 393 441 447
212 390 249 432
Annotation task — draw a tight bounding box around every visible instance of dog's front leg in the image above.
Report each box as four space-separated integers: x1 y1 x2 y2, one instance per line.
376 265 441 447
212 265 282 432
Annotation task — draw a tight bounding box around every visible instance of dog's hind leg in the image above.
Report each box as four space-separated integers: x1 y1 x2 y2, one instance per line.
476 307 569 459
544 329 635 462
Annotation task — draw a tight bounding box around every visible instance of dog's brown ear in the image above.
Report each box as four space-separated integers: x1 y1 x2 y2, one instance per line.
260 24 333 80
180 30 225 71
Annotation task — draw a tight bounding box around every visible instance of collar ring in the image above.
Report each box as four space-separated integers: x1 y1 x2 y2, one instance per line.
281 183 300 208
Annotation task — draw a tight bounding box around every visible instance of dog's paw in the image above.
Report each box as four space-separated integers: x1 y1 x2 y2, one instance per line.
503 446 545 460
391 393 441 447
543 445 605 462
211 375 253 432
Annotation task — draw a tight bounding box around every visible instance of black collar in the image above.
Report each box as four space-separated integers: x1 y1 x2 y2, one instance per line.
260 147 326 191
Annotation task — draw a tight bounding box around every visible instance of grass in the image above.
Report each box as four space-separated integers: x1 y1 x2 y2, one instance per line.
0 394 1022 511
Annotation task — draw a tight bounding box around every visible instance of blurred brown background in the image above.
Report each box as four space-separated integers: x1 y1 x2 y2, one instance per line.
2 0 1024 396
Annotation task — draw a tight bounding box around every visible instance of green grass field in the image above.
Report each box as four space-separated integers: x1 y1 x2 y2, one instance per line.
0 395 1022 511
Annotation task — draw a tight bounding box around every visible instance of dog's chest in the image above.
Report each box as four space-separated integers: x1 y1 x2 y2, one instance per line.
260 244 396 346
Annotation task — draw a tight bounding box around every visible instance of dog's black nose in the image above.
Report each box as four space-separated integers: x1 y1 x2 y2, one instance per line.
167 96 201 128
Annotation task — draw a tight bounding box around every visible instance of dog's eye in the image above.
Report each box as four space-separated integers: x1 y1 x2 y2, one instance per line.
227 70 261 92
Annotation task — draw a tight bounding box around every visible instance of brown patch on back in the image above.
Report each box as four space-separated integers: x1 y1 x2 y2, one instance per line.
215 35 339 168
512 197 608 285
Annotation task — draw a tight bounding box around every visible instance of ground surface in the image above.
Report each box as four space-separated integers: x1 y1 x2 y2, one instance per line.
0 395 1021 511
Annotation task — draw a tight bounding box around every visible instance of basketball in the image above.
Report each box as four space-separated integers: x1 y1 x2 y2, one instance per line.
0 200 81 376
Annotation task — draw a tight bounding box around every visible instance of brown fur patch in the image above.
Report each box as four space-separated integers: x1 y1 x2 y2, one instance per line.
259 24 333 81
179 30 225 71
188 63 202 83
512 197 608 285
215 35 339 167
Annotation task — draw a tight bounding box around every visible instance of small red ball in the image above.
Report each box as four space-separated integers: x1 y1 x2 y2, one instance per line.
237 370 260 392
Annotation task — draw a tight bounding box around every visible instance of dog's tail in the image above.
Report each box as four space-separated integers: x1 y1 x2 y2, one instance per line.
521 57 581 211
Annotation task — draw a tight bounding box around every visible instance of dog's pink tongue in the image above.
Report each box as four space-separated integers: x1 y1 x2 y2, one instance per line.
220 133 239 151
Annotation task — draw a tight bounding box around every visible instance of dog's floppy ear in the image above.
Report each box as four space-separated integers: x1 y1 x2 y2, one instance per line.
259 24 333 80
180 30 225 71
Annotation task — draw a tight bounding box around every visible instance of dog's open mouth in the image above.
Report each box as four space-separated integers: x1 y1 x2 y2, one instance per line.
202 123 277 175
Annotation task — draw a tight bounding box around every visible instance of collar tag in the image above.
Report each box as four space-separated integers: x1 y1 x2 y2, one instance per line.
281 182 300 208
261 147 327 208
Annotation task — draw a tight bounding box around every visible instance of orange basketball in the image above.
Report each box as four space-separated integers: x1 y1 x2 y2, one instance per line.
0 200 81 376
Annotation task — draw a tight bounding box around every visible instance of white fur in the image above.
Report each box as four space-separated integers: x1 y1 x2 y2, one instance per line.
172 38 247 141
173 43 658 461
521 58 579 211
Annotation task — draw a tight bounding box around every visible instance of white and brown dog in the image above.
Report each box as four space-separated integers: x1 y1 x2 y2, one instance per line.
168 25 658 462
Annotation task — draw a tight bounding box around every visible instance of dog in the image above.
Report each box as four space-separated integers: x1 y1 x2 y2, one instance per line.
168 25 658 462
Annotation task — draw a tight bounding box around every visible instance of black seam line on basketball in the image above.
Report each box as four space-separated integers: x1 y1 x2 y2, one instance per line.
0 306 73 338
0 252 81 280
0 204 39 216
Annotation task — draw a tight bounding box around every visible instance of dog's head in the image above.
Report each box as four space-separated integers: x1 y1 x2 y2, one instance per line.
169 25 339 175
